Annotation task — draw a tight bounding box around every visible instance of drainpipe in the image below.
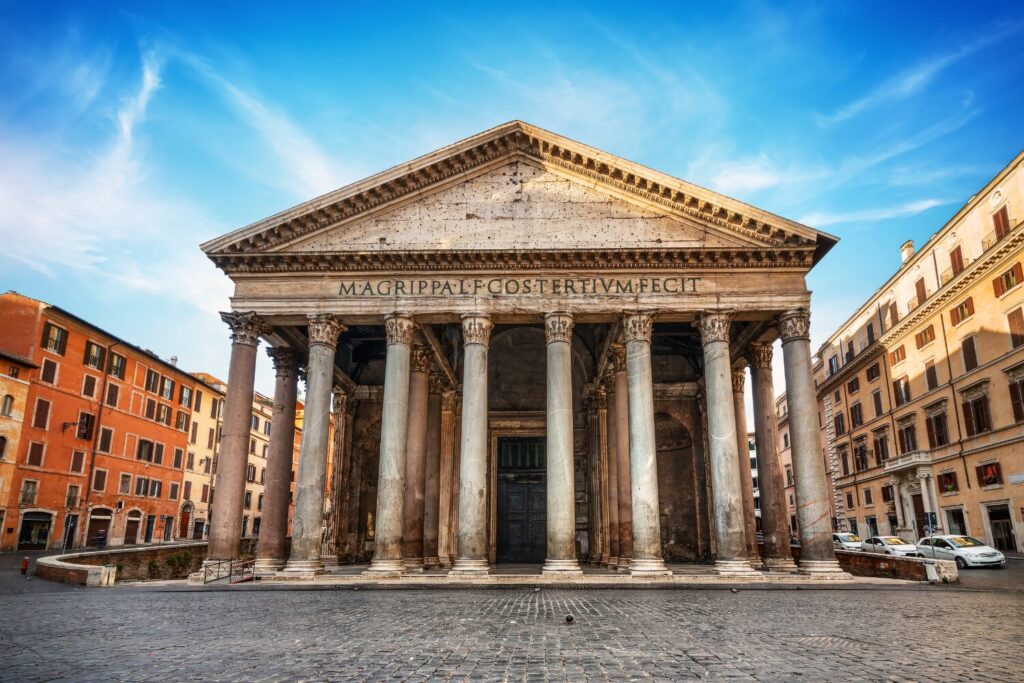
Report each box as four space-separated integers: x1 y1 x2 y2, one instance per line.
81 341 122 548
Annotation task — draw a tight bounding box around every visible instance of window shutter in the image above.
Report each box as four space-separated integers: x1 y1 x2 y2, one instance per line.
962 402 975 437
1014 262 1023 285
915 278 926 302
951 246 964 273
925 418 937 449
1009 309 1024 348
975 464 984 486
889 303 898 326
965 297 975 317
994 206 1010 239
994 275 1006 297
1011 382 1024 423
951 307 961 326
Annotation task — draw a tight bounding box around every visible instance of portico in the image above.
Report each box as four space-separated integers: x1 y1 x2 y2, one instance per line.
201 121 846 580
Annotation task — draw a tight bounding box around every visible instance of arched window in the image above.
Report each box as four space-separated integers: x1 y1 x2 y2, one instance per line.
1 394 13 417
0 435 7 459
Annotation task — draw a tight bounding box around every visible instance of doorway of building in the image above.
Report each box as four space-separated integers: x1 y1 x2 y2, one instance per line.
124 511 142 545
912 494 926 540
86 509 112 547
18 512 53 550
496 437 546 563
144 515 156 543
179 503 193 539
945 508 967 535
987 504 1018 552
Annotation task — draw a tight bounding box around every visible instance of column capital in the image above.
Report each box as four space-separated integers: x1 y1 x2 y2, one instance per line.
442 389 458 411
622 312 654 343
747 341 774 369
266 346 302 375
731 368 746 395
384 313 417 346
221 311 269 347
595 385 607 410
697 311 733 346
308 314 346 349
777 309 811 343
331 386 348 415
544 311 574 344
410 345 432 374
609 344 627 373
460 313 493 347
428 371 446 395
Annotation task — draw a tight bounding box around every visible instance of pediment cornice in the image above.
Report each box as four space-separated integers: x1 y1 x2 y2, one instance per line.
202 121 836 263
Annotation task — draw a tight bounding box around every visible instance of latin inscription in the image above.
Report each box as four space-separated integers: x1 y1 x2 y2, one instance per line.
337 276 700 297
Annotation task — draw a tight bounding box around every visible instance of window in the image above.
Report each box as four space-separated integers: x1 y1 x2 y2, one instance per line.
897 422 918 454
145 369 160 393
915 325 935 349
178 385 193 408
938 471 958 494
873 433 889 464
20 480 38 505
872 390 884 417
194 390 203 413
105 383 119 407
950 297 975 325
258 494 264 511
98 427 113 453
244 491 253 509
782 432 789 449
1008 309 1024 349
263 420 272 436
119 473 132 494
186 451 195 470
183 480 192 500
153 443 164 465
159 377 174 401
40 358 57 384
0 435 5 459
993 262 1022 297
149 480 162 498
828 354 839 375
210 398 219 418
834 412 846 436
889 345 906 366
864 488 873 505
950 245 965 276
1009 376 1024 423
846 492 855 509
881 485 893 503
853 443 868 472
41 322 68 355
83 341 106 370
137 439 154 462
70 450 85 473
175 411 189 431
785 466 793 486
190 421 198 443
82 375 97 398
914 277 927 306
201 484 209 503
107 352 126 379
207 428 215 450
173 448 184 469
261 444 268 458
260 467 266 484
246 464 256 482
893 377 911 407
135 477 148 496
925 362 938 391
157 404 172 426
26 441 44 466
847 377 860 394
249 438 256 454
251 415 260 431
1 394 12 416
888 302 899 327
65 484 80 508
846 339 855 361
32 398 51 429
867 322 876 345
834 390 841 404
962 394 992 436
992 205 1010 240
144 398 156 420
840 449 850 476
867 363 880 381
850 402 863 428
92 468 107 492
976 462 1002 487
962 336 979 372
169 482 179 500
75 412 94 441
925 412 949 448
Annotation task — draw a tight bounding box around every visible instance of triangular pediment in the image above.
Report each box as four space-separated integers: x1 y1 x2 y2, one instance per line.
202 121 836 268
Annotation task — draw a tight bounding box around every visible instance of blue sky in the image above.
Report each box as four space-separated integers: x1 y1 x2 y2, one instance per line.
2 1 1022 396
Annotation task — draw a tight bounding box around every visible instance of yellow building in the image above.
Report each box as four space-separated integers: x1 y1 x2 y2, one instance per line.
815 150 1024 553
181 373 226 540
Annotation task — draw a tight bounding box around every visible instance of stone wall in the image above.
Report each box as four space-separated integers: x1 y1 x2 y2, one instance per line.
836 550 959 582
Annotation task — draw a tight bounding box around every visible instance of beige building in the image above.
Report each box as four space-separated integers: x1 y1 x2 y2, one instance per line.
815 150 1024 553
0 350 37 539
181 373 225 540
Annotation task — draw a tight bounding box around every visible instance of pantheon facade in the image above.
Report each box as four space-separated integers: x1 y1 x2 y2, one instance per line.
201 121 844 578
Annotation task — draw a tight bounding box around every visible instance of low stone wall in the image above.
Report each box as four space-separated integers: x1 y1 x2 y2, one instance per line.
836 550 959 583
37 542 208 586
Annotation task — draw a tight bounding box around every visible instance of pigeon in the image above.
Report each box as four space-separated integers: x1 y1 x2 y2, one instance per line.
730 588 738 594
565 615 574 625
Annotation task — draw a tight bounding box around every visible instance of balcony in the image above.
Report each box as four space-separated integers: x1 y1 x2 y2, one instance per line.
883 450 932 473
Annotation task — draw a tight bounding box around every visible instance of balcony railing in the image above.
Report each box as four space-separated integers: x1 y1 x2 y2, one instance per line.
883 450 932 473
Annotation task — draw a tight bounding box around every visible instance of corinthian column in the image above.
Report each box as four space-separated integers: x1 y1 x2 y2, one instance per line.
612 344 633 572
596 387 611 565
731 365 759 564
748 342 798 572
208 312 267 561
423 373 444 568
699 311 755 574
255 346 300 574
622 313 670 576
366 313 416 576
779 309 846 577
603 371 620 568
402 346 431 570
542 312 582 576
450 313 493 576
284 315 345 575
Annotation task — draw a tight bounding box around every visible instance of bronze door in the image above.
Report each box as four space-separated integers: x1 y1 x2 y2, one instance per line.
496 437 546 563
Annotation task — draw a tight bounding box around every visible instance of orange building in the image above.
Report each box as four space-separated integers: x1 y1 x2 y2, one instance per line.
0 291 217 550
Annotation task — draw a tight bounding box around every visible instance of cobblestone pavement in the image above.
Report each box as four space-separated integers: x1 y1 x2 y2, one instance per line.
1 581 1022 682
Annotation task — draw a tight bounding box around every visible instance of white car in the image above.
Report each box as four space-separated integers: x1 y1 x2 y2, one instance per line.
916 535 1006 569
860 536 921 557
832 533 862 550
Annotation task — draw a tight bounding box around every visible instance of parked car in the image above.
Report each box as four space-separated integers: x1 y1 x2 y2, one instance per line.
860 536 921 557
833 533 862 551
916 535 1006 568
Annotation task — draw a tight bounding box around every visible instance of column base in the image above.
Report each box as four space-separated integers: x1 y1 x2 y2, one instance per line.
542 558 583 577
629 558 672 577
798 560 852 579
604 555 619 568
748 554 762 569
253 558 285 575
448 558 491 577
403 557 425 572
616 558 631 573
322 556 340 569
422 556 440 568
763 556 800 573
363 558 407 577
282 559 325 576
714 559 758 575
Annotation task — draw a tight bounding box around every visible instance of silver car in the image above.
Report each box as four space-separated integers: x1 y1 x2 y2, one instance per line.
860 536 921 557
916 535 1006 569
832 532 862 551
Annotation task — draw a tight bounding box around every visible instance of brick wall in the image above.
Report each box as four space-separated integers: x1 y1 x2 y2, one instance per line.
836 550 958 582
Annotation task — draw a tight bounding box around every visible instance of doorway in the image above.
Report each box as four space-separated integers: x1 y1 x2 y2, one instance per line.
144 515 156 543
124 512 141 545
86 509 112 547
18 512 53 550
987 504 1018 551
496 437 546 563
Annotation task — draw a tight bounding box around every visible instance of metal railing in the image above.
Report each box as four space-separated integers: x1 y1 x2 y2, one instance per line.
201 558 256 584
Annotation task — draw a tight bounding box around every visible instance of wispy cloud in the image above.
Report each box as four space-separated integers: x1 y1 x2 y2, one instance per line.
820 23 1021 125
799 198 947 228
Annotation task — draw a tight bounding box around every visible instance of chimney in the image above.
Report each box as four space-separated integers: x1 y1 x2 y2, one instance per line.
169 355 178 366
899 240 915 264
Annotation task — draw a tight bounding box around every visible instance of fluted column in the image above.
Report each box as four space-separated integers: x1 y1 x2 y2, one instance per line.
612 345 633 571
255 347 301 574
779 309 846 576
700 311 755 574
366 313 416 576
622 313 670 577
284 315 344 574
450 313 493 576
603 371 620 567
542 312 582 576
208 312 267 561
732 366 759 564
423 373 444 567
596 387 611 565
436 390 458 567
748 342 798 572
402 346 431 570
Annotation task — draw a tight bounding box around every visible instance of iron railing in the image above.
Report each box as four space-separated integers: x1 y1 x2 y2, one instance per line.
201 558 256 584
